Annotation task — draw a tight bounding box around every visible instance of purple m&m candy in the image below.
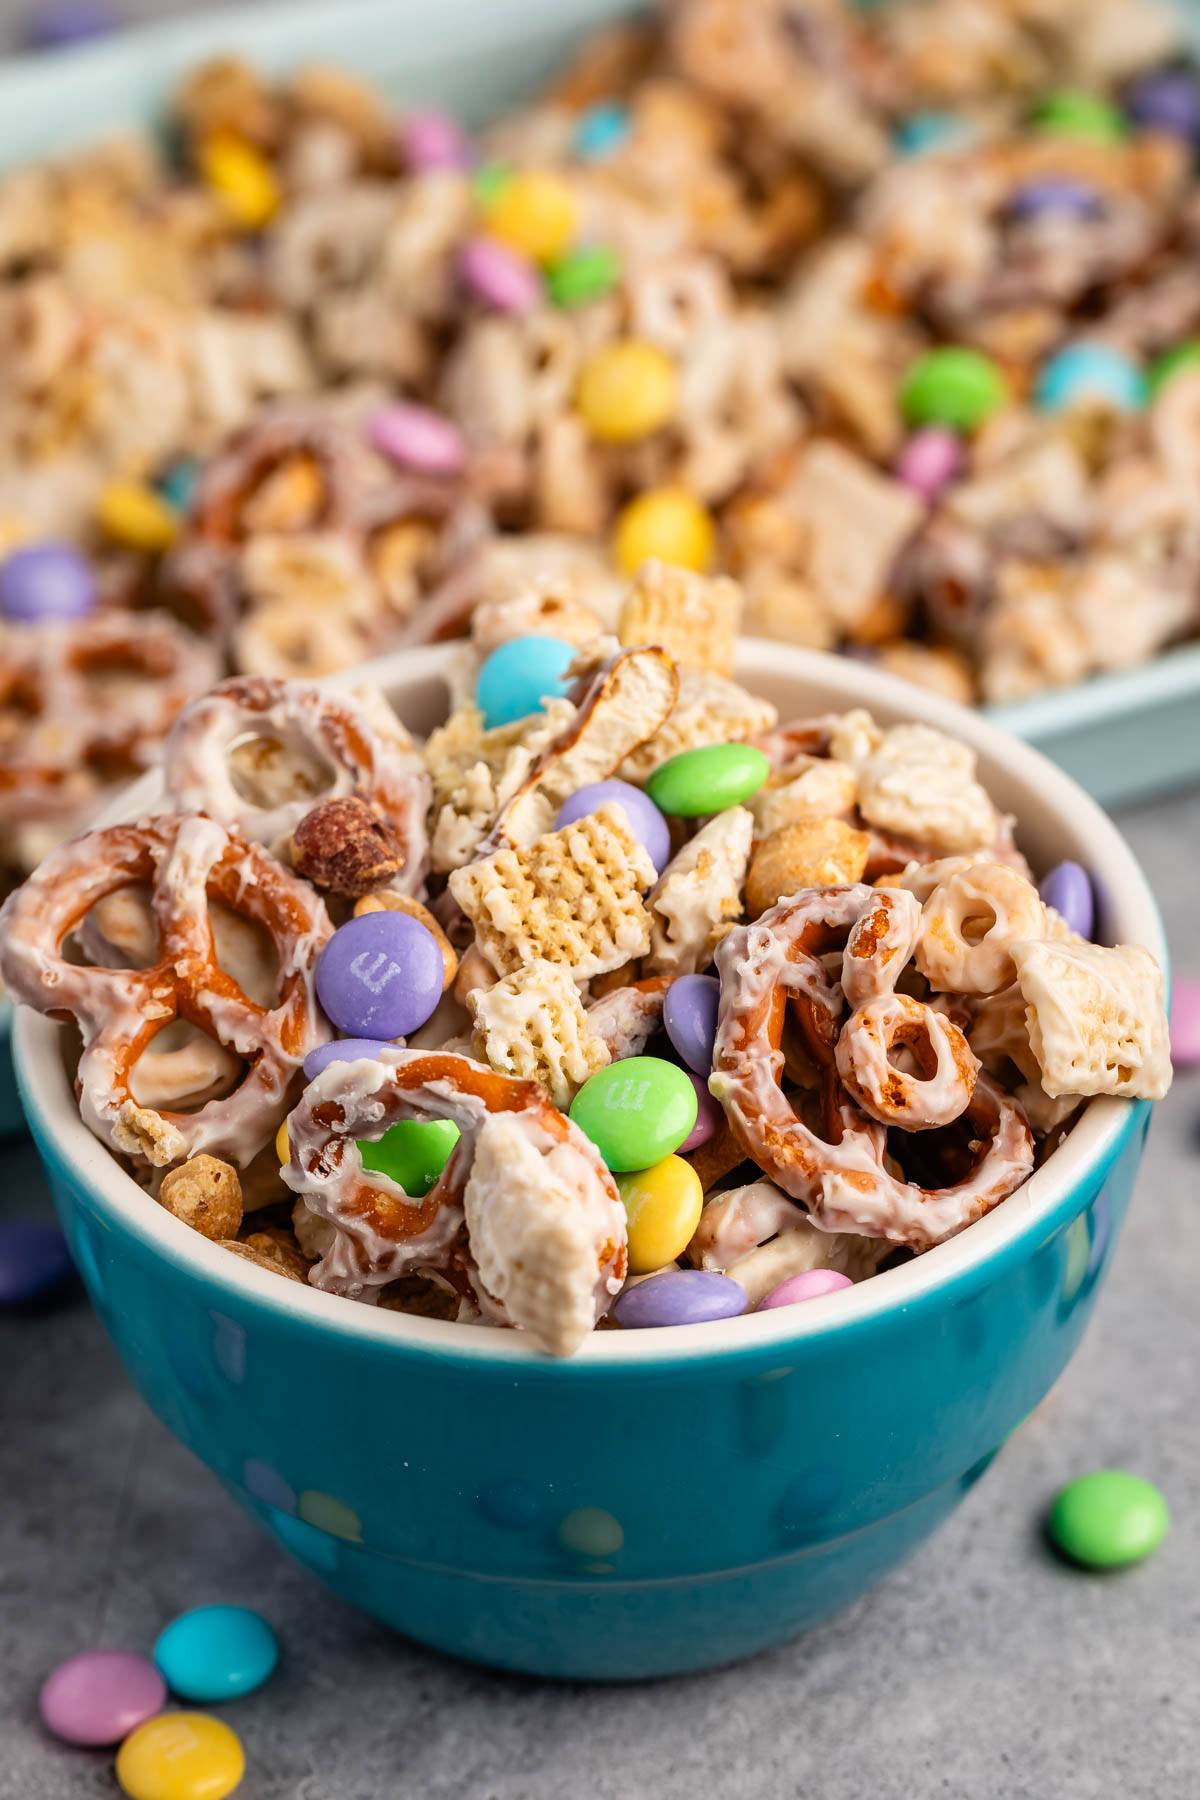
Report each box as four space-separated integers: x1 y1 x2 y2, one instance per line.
459 235 542 313
555 779 671 873
401 108 471 171
303 1037 396 1081
613 1268 747 1328
1125 68 1200 141
0 542 96 623
40 1650 165 1746
24 0 117 49
369 403 466 476
1038 860 1094 939
759 1268 853 1310
895 427 962 501
679 1072 721 1152
663 974 720 1074
0 1221 74 1305
1007 179 1103 223
315 912 443 1038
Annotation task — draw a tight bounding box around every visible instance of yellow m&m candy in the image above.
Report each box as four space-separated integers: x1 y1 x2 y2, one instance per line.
613 487 715 574
618 1155 704 1275
96 483 179 554
199 134 280 231
484 169 577 265
577 340 678 444
275 1120 290 1167
116 1712 244 1800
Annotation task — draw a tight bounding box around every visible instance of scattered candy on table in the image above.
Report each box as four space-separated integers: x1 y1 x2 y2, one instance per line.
555 778 670 873
314 911 444 1038
570 1056 699 1171
115 1712 244 1800
0 1220 75 1305
153 1605 278 1704
475 633 577 728
1047 1470 1169 1569
39 1651 166 1746
646 743 770 816
0 542 96 622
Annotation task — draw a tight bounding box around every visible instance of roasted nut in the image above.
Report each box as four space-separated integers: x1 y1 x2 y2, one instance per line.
158 1155 243 1240
746 819 871 916
219 1238 307 1282
292 795 406 895
354 889 458 989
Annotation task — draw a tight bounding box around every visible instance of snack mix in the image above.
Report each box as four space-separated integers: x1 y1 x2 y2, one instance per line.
0 572 1171 1354
5 0 1200 894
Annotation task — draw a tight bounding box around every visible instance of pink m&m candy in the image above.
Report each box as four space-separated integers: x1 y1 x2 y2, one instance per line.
40 1650 165 1746
369 403 466 476
896 427 963 501
459 236 542 313
1169 976 1200 1066
679 1071 722 1152
759 1268 853 1310
401 108 470 171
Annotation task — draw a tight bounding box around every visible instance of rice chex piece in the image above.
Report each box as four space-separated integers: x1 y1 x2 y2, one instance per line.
469 958 611 1108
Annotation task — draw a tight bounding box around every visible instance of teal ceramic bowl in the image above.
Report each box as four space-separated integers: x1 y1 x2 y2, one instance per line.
13 642 1165 1679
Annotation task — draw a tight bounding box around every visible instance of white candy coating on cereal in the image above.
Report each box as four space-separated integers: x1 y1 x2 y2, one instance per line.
468 958 611 1108
1012 938 1172 1101
647 806 752 977
856 723 998 855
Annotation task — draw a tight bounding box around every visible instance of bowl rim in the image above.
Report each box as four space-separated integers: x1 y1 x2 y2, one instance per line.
14 638 1166 1370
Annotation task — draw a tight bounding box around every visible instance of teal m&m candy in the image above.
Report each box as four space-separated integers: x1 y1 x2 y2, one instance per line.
1034 342 1147 414
894 111 972 156
1032 90 1127 144
153 1604 278 1703
569 1056 698 1171
645 743 770 817
900 347 1008 433
573 102 631 160
475 634 577 729
1047 1469 1169 1569
1148 339 1200 396
359 1119 460 1194
547 243 620 309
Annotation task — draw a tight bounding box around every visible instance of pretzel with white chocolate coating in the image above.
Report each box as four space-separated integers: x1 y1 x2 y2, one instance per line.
0 813 332 1168
282 1047 627 1351
163 674 431 889
710 886 1034 1248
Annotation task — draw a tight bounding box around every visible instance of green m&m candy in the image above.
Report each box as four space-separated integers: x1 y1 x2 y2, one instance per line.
547 243 620 309
645 743 770 818
1032 90 1128 144
900 347 1008 433
1047 1469 1169 1569
1148 339 1200 396
359 1120 460 1194
569 1056 698 1171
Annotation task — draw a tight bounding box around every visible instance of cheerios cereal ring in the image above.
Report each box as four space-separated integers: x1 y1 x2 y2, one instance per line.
834 991 980 1130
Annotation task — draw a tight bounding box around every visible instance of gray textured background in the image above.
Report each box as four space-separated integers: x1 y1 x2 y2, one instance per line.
1 2 1199 1795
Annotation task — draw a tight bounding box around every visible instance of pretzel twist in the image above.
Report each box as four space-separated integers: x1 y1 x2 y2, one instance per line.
710 886 1033 1249
0 813 332 1168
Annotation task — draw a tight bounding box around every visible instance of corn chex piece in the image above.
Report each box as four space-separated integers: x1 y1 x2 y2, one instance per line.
1011 938 1171 1101
621 671 777 782
746 817 870 917
469 958 611 1108
448 804 656 980
647 807 753 976
618 560 742 676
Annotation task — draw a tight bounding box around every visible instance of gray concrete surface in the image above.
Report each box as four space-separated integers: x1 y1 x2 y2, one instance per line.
2 785 1198 1799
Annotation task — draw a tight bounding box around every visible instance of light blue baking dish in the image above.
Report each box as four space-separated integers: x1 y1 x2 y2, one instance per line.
2 0 1198 805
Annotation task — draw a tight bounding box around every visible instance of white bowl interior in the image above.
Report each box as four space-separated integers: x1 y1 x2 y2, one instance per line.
15 641 1167 1364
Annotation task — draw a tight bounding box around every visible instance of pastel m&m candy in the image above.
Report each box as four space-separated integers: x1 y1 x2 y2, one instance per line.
369 403 465 476
1032 90 1128 144
1149 340 1200 395
1007 178 1103 222
894 111 971 156
401 108 471 171
573 102 630 160
569 1056 698 1170
1035 343 1147 414
0 542 95 623
40 1650 165 1745
1169 976 1200 1066
24 0 116 48
646 743 770 817
475 634 576 729
613 1267 748 1328
900 347 1007 433
1038 860 1094 938
555 778 670 872
895 427 962 501
662 973 720 1074
302 1037 396 1081
679 1071 722 1152
484 168 577 265
315 910 443 1038
199 133 280 230
1047 1470 1169 1569
153 1605 278 1703
116 1712 244 1800
618 1155 704 1273
613 487 715 574
577 340 678 443
96 482 179 554
1124 67 1200 141
546 243 620 309
459 236 542 312
759 1268 853 1310
359 1119 461 1194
